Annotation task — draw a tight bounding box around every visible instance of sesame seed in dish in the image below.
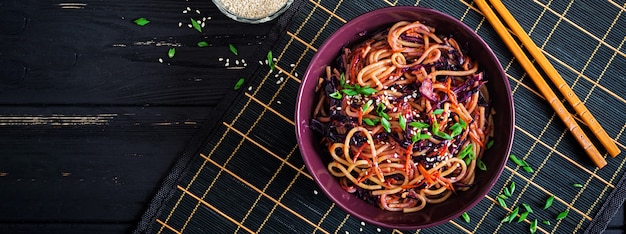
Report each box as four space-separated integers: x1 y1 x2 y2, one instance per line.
213 0 293 23
220 0 287 19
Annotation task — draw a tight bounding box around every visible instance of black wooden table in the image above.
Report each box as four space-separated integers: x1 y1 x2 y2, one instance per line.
0 0 275 233
1 0 624 233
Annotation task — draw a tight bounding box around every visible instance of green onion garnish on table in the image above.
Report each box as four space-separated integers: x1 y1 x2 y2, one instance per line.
133 17 150 26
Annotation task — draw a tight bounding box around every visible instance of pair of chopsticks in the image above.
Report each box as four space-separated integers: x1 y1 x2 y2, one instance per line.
474 0 620 168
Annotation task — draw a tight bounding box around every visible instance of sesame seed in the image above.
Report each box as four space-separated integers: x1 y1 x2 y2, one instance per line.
295 72 299 77
290 63 295 67
178 22 182 27
158 58 163 63
235 60 240 65
187 24 192 28
183 10 188 13
224 63 229 66
218 0 289 19
218 58 223 61
201 22 205 27
195 9 201 14
277 100 282 104
313 190 318 195
258 60 263 65
361 222 365 226
377 228 381 232
186 7 191 11
241 59 246 63
248 86 253 91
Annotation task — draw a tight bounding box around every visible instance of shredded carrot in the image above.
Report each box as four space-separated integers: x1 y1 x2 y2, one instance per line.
417 164 434 185
371 153 385 182
404 143 414 174
352 143 368 163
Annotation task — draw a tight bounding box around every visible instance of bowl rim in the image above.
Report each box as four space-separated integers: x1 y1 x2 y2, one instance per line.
295 5 514 230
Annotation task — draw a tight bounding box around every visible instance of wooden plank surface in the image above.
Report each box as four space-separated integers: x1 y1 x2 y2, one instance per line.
0 0 273 232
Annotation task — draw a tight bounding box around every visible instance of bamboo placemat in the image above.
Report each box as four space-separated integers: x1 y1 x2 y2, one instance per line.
135 0 626 233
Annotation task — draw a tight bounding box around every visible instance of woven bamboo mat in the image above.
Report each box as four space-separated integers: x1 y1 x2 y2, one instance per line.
135 0 626 233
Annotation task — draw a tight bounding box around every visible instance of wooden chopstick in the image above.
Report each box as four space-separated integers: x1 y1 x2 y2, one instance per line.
474 0 607 168
488 0 620 157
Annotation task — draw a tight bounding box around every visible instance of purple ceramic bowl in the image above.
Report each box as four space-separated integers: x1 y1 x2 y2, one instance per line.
295 6 514 230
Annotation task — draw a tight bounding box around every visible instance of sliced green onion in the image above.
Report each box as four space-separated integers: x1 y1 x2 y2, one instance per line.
267 50 275 71
340 73 346 86
556 210 568 220
517 211 529 223
412 133 430 143
167 48 176 58
544 195 554 209
432 108 444 115
523 165 535 173
399 115 407 131
380 112 390 120
510 154 534 173
362 100 373 112
409 121 429 129
450 122 463 137
197 41 209 47
459 144 474 160
530 219 538 234
133 17 150 26
460 119 467 129
233 78 244 90
497 196 507 208
359 86 377 95
477 159 487 171
509 154 524 166
509 181 516 196
381 117 391 133
341 89 358 96
190 18 202 32
487 139 495 149
573 183 583 188
498 194 508 199
461 212 470 223
363 118 377 126
376 103 385 114
434 131 453 140
522 203 533 213
508 207 519 223
228 44 238 55
432 121 440 134
543 220 551 225
501 207 518 223
464 152 475 167
329 91 342 99
503 187 512 197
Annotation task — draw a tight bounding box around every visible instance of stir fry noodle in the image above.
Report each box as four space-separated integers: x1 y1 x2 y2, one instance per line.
311 21 495 213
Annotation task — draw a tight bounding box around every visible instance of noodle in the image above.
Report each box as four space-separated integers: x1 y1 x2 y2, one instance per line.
311 21 493 213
